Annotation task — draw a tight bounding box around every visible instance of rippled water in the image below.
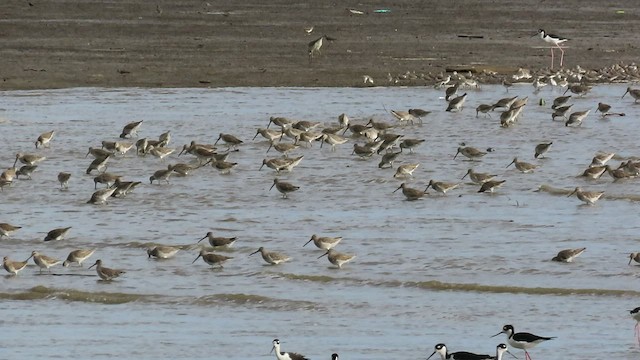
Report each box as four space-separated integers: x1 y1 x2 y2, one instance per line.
0 85 639 359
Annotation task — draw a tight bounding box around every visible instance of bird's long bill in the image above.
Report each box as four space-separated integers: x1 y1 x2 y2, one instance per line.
453 149 460 159
426 350 437 360
178 146 186 156
259 162 266 171
197 235 207 243
622 89 629 99
425 183 432 191
192 254 202 264
88 262 97 269
506 159 516 168
461 171 469 180
25 254 34 262
490 331 503 338
317 251 329 259
393 185 402 193
85 149 90 158
629 255 633 265
567 189 577 197
214 135 221 145
266 143 273 153
270 346 275 355
506 350 518 359
269 182 276 191
252 131 260 140
249 249 260 256
303 238 313 247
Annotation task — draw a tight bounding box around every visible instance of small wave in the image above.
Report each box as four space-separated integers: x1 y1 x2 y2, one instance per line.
536 184 640 201
405 280 640 296
0 286 154 304
191 293 323 311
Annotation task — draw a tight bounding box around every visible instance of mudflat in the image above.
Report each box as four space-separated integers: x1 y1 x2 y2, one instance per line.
1 1 638 89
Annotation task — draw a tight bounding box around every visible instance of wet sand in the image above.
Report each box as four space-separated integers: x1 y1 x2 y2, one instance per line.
1 0 639 89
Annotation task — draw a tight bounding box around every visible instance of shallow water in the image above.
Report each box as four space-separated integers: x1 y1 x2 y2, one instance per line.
0 84 639 359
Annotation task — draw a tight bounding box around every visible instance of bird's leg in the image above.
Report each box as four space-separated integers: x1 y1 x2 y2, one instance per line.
636 323 640 344
549 47 555 69
556 44 565 67
524 350 531 360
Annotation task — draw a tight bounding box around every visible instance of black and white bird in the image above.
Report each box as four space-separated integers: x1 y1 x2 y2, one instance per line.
536 29 568 69
492 324 554 360
308 34 336 64
426 343 491 360
270 339 309 360
631 307 640 344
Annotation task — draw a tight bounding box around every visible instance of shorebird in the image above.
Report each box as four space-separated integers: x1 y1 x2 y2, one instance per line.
320 133 349 151
399 138 425 153
87 187 116 205
534 142 552 159
209 159 238 174
101 140 117 151
44 226 72 242
250 247 291 265
16 165 37 180
507 157 539 173
629 253 640 265
567 186 604 205
254 128 284 142
352 143 376 158
111 179 142 197
267 141 299 157
476 104 494 118
536 29 568 69
270 178 299 198
631 307 640 344
93 172 121 189
192 249 232 268
89 259 125 281
408 108 431 123
304 26 314 35
14 153 46 167
31 251 61 273
86 155 110 174
150 165 175 184
551 248 586 262
604 164 635 181
214 133 243 150
197 232 237 247
148 145 175 161
120 120 143 138
3 254 32 275
551 104 573 120
63 249 96 267
565 109 590 127
563 83 591 96
461 168 497 184
318 249 356 268
394 182 427 201
0 223 21 238
158 130 171 146
308 34 336 64
590 152 615 167
446 93 467 112
492 96 518 111
493 344 516 360
551 95 571 109
478 179 506 193
87 146 113 159
580 165 607 179
378 150 402 169
171 163 200 176
426 179 459 195
271 339 309 360
304 234 342 250
454 146 486 161
393 163 420 178
267 116 292 129
597 102 611 116
492 324 554 360
147 246 180 259
445 82 459 101
426 343 490 360
261 157 295 173
622 87 640 103
35 130 55 148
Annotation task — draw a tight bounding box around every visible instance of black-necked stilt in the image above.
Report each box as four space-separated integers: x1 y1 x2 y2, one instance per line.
426 343 490 360
270 339 309 360
494 344 517 360
535 29 568 69
331 353 339 360
492 324 555 360
631 307 640 344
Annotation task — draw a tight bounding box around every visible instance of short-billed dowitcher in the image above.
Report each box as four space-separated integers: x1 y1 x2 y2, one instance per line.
93 172 121 189
271 339 309 360
551 248 586 262
87 187 117 205
192 249 232 268
604 165 634 181
318 249 356 268
158 130 171 146
86 155 110 174
114 141 134 156
534 142 552 159
507 157 539 173
590 152 615 167
352 143 376 158
551 104 573 120
567 187 604 205
551 95 571 109
270 178 299 198
261 158 292 173
320 133 349 151
14 153 46 167
629 253 640 265
254 128 284 142
89 259 126 281
622 87 640 103
250 247 291 265
215 133 243 150
267 141 299 157
267 116 292 129
478 179 506 193
31 251 61 273
454 146 486 161
445 82 459 101
16 165 37 180
394 183 427 200
461 168 497 184
390 110 418 125
197 232 237 247
44 226 71 242
147 246 180 259
393 163 420 178
492 324 554 360
87 147 113 159
408 108 431 123
563 84 591 96
111 179 142 197
597 102 612 116
476 104 494 118
293 120 321 132
172 163 199 176
426 179 459 195
399 138 425 153
63 249 96 267
148 145 175 161
0 223 21 238
209 159 238 174
35 130 55 149
120 120 143 138
1 168 16 182
294 131 323 148
446 93 467 112
580 165 607 179
150 165 175 184
304 234 342 250
3 254 32 275
426 343 490 360
378 150 402 169
492 96 518 111
565 109 590 127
